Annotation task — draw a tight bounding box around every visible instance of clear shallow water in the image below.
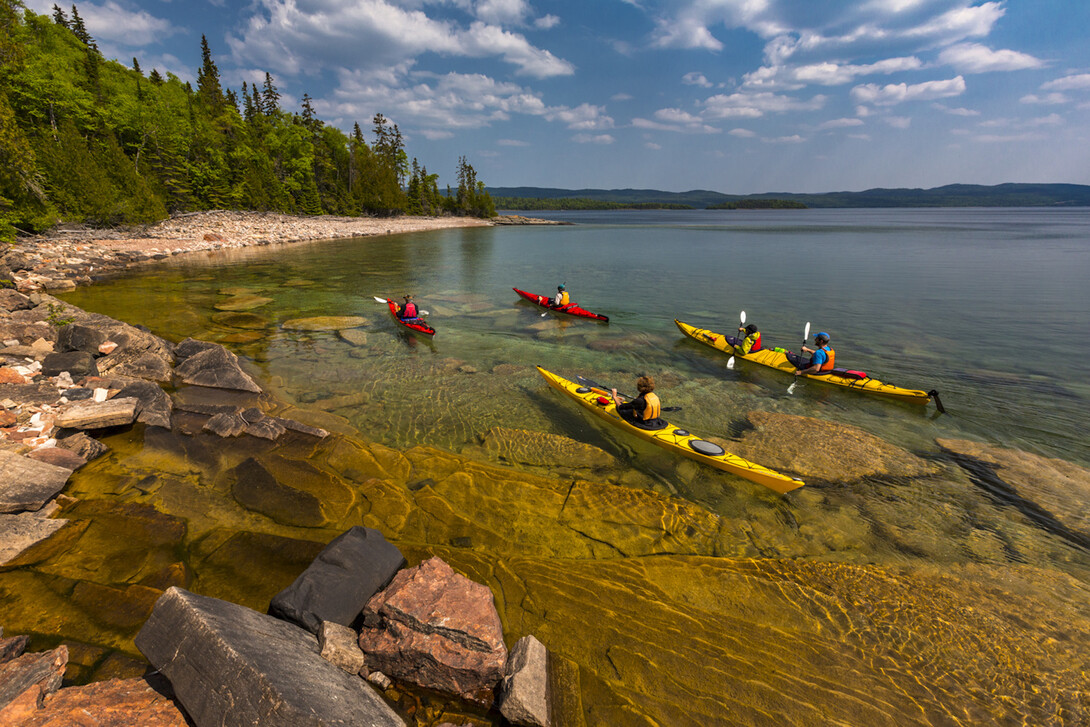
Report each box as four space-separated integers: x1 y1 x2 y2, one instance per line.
37 208 1090 723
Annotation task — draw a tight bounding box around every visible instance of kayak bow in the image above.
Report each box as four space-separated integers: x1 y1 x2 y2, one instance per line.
513 288 609 322
537 366 804 494
675 319 940 407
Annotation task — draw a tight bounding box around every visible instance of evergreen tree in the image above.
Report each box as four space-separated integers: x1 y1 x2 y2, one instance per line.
300 93 319 132
52 4 68 27
261 72 279 116
241 81 256 121
132 57 142 99
149 68 163 85
69 5 97 53
196 35 224 113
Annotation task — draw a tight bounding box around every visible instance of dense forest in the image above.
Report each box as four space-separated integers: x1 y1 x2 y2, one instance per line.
0 2 495 242
492 197 695 211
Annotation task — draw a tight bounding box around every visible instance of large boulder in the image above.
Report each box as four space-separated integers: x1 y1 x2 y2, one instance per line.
0 645 67 712
135 587 404 727
40 351 98 378
55 323 108 355
358 557 508 706
115 380 173 429
2 677 190 726
269 526 406 634
0 451 70 513
0 289 32 312
174 339 261 393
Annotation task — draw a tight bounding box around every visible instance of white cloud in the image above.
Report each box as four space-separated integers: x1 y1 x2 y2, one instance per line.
728 128 756 138
973 132 1048 143
683 72 714 88
746 56 922 89
534 14 560 30
938 43 1043 73
419 129 454 140
702 91 826 119
1041 74 1090 91
573 133 614 144
545 103 614 131
473 0 531 26
497 139 530 146
22 0 178 46
612 93 634 102
847 133 871 140
932 103 979 116
1020 92 1068 105
850 76 966 105
227 0 574 79
1022 113 1064 128
819 117 864 130
884 116 911 128
645 142 662 150
762 135 805 144
904 2 1004 42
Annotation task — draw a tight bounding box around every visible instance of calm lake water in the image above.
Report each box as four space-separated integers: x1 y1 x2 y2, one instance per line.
47 207 1090 724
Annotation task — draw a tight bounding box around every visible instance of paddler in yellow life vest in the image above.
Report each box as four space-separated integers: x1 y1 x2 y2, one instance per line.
611 375 667 430
552 284 570 308
730 323 762 356
795 332 835 376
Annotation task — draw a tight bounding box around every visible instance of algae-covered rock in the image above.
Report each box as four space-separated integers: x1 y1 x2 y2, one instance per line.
479 427 617 469
211 311 270 330
230 457 329 528
937 438 1090 543
282 316 369 331
724 411 938 482
214 294 273 312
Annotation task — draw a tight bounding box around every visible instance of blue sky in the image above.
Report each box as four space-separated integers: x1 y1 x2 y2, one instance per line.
26 0 1090 193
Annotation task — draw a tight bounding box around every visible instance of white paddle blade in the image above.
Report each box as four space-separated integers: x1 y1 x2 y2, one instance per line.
740 310 746 325
373 296 388 303
787 380 797 395
727 356 735 369
803 321 811 345
419 310 430 316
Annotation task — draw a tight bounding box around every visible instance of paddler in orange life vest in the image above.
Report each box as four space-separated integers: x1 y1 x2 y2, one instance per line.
552 284 570 309
795 332 835 376
396 294 419 320
611 375 667 430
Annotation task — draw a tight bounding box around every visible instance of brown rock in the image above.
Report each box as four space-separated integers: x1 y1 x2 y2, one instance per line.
54 431 109 461
0 645 67 712
21 677 190 726
0 409 16 426
319 621 367 674
0 450 71 513
54 397 139 430
26 447 88 471
358 557 507 705
0 368 26 384
0 634 30 664
0 289 33 312
98 340 118 355
203 232 226 242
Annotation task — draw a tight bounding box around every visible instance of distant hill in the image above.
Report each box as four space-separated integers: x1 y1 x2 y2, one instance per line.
487 183 1090 209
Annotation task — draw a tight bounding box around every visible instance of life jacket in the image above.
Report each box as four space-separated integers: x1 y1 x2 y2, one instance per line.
818 345 835 371
642 392 661 420
400 301 417 319
746 332 762 352
556 290 570 306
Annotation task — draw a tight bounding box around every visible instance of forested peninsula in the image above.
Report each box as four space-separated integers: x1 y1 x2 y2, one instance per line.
0 2 495 243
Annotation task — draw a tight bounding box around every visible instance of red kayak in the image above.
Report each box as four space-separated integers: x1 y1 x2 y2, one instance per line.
381 298 435 336
512 288 609 323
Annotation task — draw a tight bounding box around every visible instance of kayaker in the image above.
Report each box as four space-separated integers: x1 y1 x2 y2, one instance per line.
795 332 834 376
396 294 419 320
611 376 667 430
553 284 570 308
730 323 762 356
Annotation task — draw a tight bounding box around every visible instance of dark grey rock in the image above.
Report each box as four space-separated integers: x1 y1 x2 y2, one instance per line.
0 450 71 514
0 510 69 565
174 338 219 360
1 251 31 272
244 415 286 441
41 351 98 378
135 587 404 727
64 387 95 401
0 646 67 712
231 457 326 528
174 344 261 393
0 289 32 312
0 381 63 406
116 380 173 429
0 633 30 663
269 526 406 635
55 431 109 460
204 410 248 437
55 324 108 355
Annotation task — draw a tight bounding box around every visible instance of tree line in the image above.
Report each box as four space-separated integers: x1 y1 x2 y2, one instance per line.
0 2 495 242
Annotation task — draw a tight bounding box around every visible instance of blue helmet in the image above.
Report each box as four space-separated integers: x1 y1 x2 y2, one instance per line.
815 332 830 344
557 284 566 291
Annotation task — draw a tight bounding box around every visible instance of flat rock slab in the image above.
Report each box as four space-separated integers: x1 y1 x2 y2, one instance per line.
54 397 139 430
282 317 370 332
0 646 67 712
174 344 261 393
269 526 406 634
480 426 616 469
0 451 71 513
135 587 404 727
6 677 190 726
214 295 273 312
0 511 69 565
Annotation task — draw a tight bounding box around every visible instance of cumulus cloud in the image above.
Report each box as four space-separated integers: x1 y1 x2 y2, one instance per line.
884 116 911 128
850 76 966 105
933 103 979 116
938 43 1043 73
497 139 530 146
745 56 923 89
227 0 574 79
472 0 531 26
761 135 805 144
631 108 720 133
818 117 865 129
683 72 714 88
702 91 826 119
1020 92 1068 105
1041 74 1090 91
535 14 560 30
728 128 756 138
22 0 177 46
545 103 614 130
573 133 614 144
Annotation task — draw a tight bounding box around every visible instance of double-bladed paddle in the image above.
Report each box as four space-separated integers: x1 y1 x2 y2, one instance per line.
373 296 429 316
726 310 745 369
576 375 682 412
787 321 810 394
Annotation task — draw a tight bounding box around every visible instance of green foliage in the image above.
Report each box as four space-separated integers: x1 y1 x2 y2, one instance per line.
492 197 692 211
706 199 807 209
46 301 74 325
0 6 493 231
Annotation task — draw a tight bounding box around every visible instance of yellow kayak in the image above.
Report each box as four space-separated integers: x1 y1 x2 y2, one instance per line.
675 319 941 408
536 366 804 494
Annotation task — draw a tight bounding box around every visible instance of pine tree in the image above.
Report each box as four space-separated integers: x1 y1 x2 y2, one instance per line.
261 72 279 116
69 5 98 53
300 93 319 131
196 35 224 113
132 57 143 99
149 68 163 85
241 81 256 121
52 4 68 27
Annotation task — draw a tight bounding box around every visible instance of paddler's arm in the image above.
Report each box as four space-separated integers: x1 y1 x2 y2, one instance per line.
794 346 819 376
610 388 624 408
732 327 752 356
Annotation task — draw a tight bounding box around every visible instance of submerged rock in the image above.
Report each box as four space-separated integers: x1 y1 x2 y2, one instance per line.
478 426 616 469
214 294 273 312
136 587 404 727
211 311 270 330
282 316 370 332
724 410 938 482
0 511 69 566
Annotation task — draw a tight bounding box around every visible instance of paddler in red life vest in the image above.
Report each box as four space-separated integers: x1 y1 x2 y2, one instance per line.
731 323 762 356
795 332 835 376
611 375 667 430
396 294 419 320
552 284 570 309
